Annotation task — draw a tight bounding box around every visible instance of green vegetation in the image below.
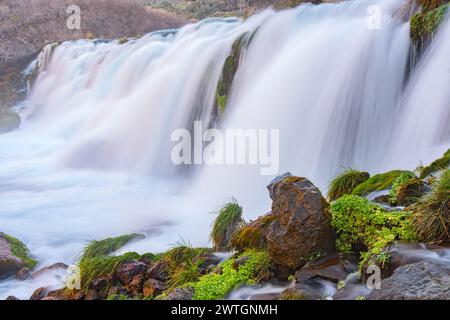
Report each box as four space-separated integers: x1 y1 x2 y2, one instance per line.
188 250 270 300
78 233 144 292
410 3 449 43
280 289 305 300
327 169 370 201
330 195 416 268
419 149 450 178
352 170 413 196
1 233 37 269
388 171 416 204
216 94 227 113
106 294 129 300
210 199 243 250
412 169 450 243
230 214 275 252
161 242 210 288
118 37 129 45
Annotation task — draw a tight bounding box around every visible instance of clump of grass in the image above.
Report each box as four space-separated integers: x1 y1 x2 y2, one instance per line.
388 171 417 204
352 170 414 196
419 149 450 178
80 233 144 260
1 233 37 269
188 250 270 300
410 3 449 43
330 195 416 268
78 233 144 292
412 169 450 243
327 169 370 201
210 199 244 251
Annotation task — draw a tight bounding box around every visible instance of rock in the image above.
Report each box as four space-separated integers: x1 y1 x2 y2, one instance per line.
0 233 26 278
16 267 31 281
231 212 276 252
295 253 358 283
31 262 68 278
46 288 84 300
373 195 390 205
166 287 194 300
6 295 20 300
281 278 335 300
249 293 282 300
0 109 21 134
146 260 169 281
41 297 58 300
107 285 127 297
266 173 335 271
125 274 145 296
395 179 430 206
143 278 167 297
367 261 450 300
361 241 450 282
30 287 47 300
333 283 372 300
91 275 112 293
196 253 222 275
84 289 98 300
115 260 148 285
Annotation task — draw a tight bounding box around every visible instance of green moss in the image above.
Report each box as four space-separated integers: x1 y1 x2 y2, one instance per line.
106 294 129 300
280 290 305 300
210 199 243 250
410 3 449 43
231 226 263 251
118 37 129 45
216 94 227 114
330 195 416 268
352 170 413 196
1 233 37 269
78 233 144 292
327 169 370 201
412 169 450 242
419 149 450 178
388 171 417 204
188 250 270 300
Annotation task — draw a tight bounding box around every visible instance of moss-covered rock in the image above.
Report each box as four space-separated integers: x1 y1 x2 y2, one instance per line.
419 149 450 178
230 212 276 252
0 232 36 278
351 170 414 197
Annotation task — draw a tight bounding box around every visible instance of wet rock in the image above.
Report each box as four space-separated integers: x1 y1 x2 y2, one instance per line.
143 278 167 297
368 261 450 300
249 293 282 300
0 109 21 134
46 288 84 300
107 285 127 297
373 195 390 205
295 253 358 283
31 262 68 278
6 295 20 300
30 287 47 300
91 275 112 295
41 296 58 300
166 287 194 300
16 267 31 281
281 278 336 300
115 260 147 285
333 283 372 300
266 173 335 272
146 260 169 281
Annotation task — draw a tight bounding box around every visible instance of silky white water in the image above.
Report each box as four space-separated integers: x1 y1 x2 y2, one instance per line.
0 0 449 299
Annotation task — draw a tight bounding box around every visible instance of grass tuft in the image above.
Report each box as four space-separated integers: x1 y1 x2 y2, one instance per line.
327 169 370 201
352 170 414 196
210 199 243 250
419 149 450 178
412 169 450 243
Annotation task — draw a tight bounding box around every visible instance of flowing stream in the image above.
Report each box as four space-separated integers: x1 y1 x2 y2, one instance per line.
0 0 449 299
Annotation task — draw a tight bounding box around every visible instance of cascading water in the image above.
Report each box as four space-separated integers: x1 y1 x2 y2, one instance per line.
0 0 449 299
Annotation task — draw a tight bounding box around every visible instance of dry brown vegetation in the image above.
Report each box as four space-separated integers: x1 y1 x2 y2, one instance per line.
0 0 186 63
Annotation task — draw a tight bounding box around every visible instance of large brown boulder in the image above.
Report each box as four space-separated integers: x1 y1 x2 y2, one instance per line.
266 173 335 272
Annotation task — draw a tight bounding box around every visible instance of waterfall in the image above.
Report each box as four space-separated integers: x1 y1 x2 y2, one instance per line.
0 0 449 299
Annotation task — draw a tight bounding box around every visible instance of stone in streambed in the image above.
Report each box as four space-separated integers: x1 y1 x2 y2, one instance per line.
0 232 36 278
266 173 335 273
